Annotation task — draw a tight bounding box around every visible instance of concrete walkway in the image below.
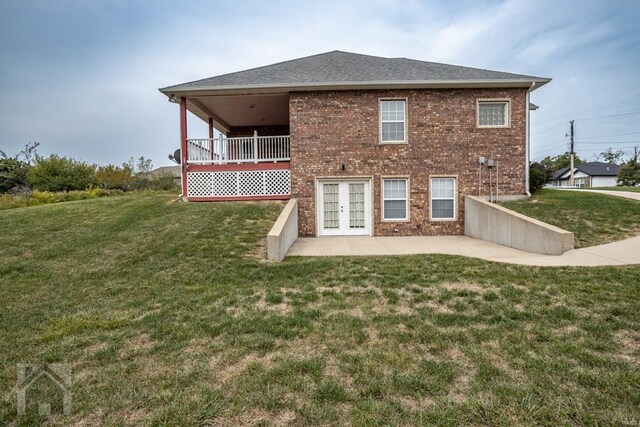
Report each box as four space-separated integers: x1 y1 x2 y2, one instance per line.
288 235 640 266
556 188 640 201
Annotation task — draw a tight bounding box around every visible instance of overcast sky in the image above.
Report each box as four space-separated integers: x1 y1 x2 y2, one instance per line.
1 0 639 167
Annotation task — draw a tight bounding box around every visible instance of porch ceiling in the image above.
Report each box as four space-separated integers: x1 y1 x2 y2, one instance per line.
187 93 289 131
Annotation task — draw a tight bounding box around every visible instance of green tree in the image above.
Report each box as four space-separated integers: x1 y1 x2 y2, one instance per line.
0 157 29 193
17 141 40 165
0 142 39 193
124 156 153 174
617 147 640 186
599 147 625 164
27 155 96 191
540 152 584 174
95 164 134 190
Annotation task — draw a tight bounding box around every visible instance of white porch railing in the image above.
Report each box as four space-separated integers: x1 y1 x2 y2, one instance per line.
187 132 290 164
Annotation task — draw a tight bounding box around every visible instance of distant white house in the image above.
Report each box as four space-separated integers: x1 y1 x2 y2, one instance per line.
145 166 181 180
548 161 620 188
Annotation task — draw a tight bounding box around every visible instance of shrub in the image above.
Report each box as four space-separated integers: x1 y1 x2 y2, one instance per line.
95 164 134 190
0 157 29 193
27 155 96 192
29 191 62 206
0 189 125 211
617 150 640 186
529 167 547 193
0 194 28 210
147 176 180 191
129 175 180 192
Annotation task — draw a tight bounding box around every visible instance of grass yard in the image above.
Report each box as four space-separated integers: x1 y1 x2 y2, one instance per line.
501 189 640 248
1 193 639 425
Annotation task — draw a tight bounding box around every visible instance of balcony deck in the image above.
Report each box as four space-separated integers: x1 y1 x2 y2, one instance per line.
187 133 290 165
184 133 291 201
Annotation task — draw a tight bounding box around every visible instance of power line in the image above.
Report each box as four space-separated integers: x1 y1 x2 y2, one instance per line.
579 149 637 153
533 140 568 150
577 130 640 139
532 122 567 136
532 109 640 137
533 141 570 151
574 109 640 121
530 145 571 161
575 140 640 144
577 146 639 152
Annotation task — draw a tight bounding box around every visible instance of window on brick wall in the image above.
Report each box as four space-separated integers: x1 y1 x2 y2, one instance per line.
430 177 456 220
478 101 509 127
382 178 408 220
380 100 406 143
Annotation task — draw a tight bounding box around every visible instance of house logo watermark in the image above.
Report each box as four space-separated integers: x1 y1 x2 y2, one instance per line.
16 364 72 417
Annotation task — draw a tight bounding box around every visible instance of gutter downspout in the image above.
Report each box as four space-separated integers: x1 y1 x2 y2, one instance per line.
525 82 536 196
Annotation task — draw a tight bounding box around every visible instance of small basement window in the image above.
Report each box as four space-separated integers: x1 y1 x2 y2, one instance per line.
380 100 406 143
431 177 456 220
478 101 509 127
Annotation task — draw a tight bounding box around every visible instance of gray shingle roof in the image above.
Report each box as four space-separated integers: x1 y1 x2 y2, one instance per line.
576 162 620 176
550 166 571 180
160 50 550 93
550 162 620 180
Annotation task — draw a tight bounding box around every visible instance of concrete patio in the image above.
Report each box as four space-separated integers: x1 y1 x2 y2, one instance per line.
288 235 640 266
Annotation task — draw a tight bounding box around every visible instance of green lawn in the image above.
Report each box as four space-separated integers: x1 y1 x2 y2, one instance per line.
501 189 640 248
1 194 639 426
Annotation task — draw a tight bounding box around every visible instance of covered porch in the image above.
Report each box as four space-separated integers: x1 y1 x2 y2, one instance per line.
173 93 291 201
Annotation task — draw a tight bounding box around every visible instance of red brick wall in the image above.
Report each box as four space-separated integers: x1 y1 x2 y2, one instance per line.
289 88 528 237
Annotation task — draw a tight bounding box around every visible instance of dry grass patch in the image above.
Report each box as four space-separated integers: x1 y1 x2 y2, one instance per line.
615 330 640 366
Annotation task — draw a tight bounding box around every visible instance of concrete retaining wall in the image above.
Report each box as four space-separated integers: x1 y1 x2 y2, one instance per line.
464 196 574 255
267 198 298 261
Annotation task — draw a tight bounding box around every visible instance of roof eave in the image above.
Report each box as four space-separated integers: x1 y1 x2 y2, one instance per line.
159 78 551 98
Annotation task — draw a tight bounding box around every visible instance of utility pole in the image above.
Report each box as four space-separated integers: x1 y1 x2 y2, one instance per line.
569 120 575 186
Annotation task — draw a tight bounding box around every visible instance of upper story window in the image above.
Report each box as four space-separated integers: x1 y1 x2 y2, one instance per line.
477 100 509 127
380 100 406 143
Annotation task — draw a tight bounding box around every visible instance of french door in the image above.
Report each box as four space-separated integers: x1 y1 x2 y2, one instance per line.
317 180 371 236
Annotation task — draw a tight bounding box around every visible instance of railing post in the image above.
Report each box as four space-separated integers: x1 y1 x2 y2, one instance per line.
209 118 214 161
253 130 258 163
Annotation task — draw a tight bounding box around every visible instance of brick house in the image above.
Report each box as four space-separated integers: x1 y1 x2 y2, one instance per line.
160 51 550 237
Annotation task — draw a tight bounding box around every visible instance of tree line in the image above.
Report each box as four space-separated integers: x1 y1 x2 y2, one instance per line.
0 142 178 194
529 147 640 193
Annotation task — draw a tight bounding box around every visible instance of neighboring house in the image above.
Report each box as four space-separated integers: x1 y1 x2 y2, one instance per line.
548 162 620 188
145 165 181 181
159 51 550 237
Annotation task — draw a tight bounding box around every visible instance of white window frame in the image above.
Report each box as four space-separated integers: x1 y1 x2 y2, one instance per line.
477 99 510 128
379 99 408 144
430 176 457 221
381 177 409 221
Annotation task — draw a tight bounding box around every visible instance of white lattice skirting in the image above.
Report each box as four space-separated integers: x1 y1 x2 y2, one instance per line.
187 170 291 198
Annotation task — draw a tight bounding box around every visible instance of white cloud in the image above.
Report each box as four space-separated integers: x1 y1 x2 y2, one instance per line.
1 0 639 166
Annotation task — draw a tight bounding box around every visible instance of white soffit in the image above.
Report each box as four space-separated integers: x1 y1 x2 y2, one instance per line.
192 93 289 127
